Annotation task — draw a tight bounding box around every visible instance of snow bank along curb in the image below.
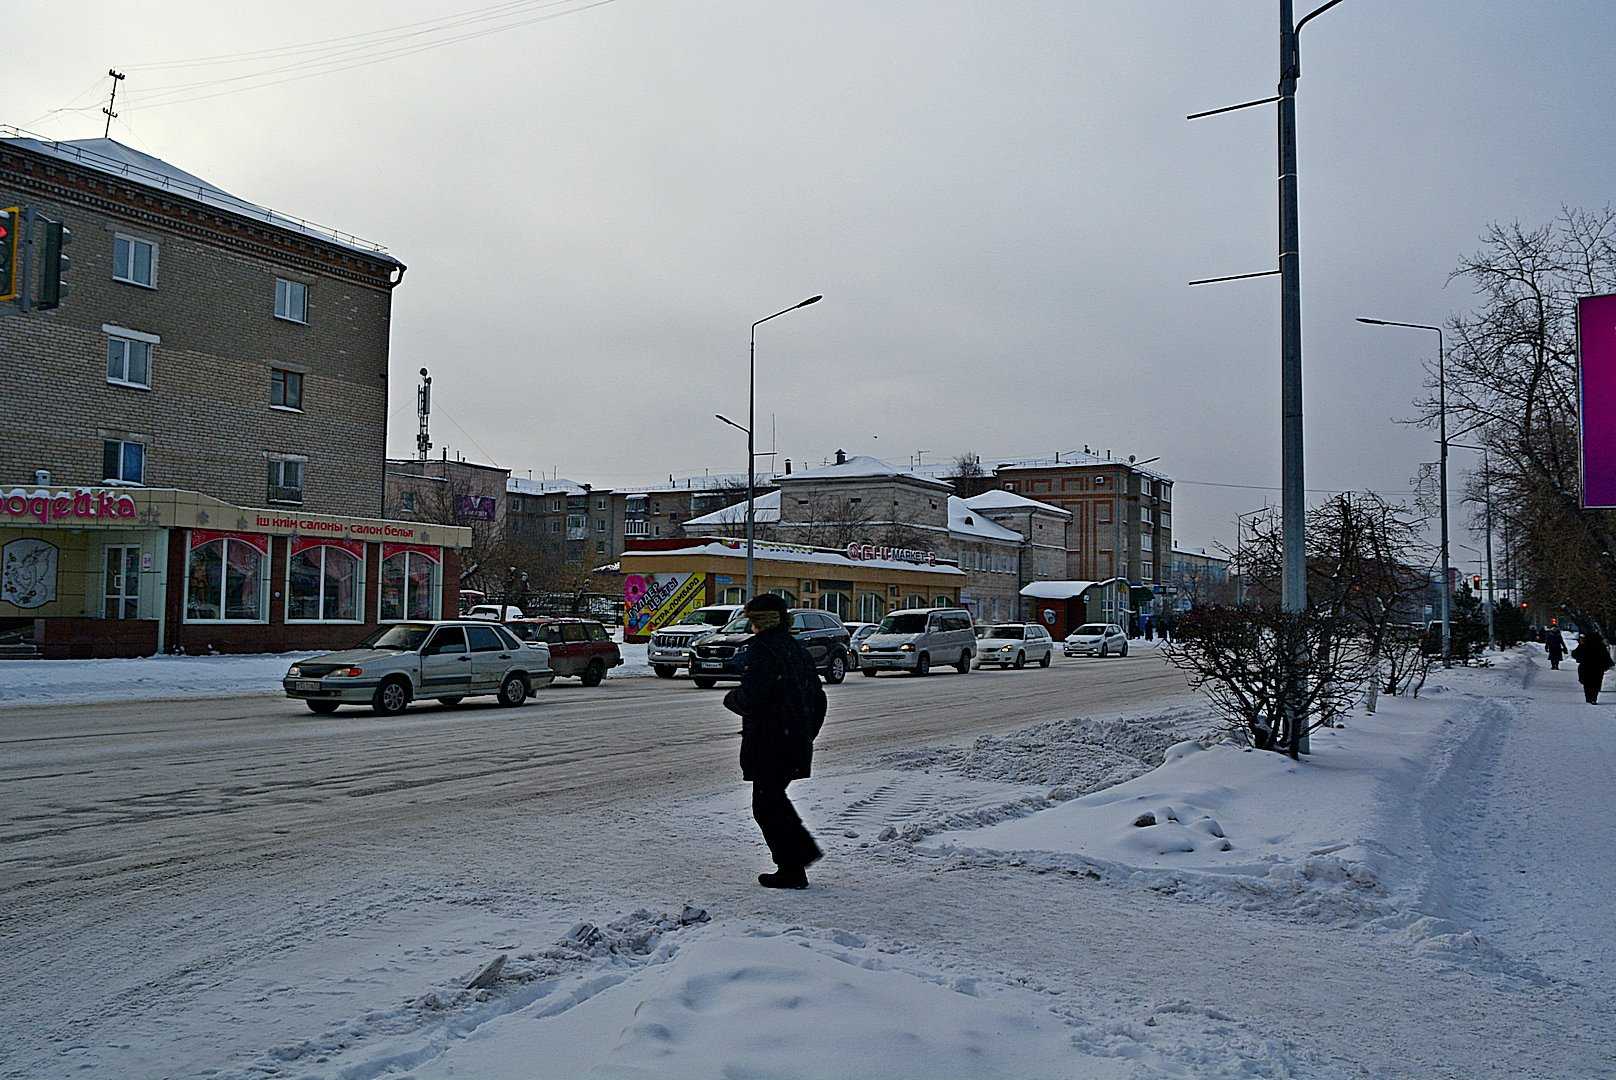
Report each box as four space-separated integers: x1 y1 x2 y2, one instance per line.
0 642 656 709
882 666 1552 985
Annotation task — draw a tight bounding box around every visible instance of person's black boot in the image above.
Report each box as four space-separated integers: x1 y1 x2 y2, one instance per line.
758 866 808 889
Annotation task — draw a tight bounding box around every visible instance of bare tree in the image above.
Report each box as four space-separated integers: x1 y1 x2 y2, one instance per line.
947 452 993 497
1422 207 1616 631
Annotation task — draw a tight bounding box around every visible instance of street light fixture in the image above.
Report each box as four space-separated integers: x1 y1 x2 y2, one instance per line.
1358 316 1452 668
744 295 823 600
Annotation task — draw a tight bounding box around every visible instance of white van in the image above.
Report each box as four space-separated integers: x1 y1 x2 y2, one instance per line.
857 607 977 676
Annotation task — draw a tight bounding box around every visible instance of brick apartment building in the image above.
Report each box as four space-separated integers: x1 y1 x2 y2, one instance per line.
993 455 1173 587
0 134 468 656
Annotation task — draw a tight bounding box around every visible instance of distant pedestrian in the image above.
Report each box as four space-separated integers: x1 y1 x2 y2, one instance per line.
1145 619 1156 641
723 593 827 888
1544 622 1567 670
1160 619 1173 643
1571 628 1613 705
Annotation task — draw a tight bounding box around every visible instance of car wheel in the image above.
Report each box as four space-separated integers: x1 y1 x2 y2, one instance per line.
582 659 606 687
499 673 529 707
824 653 847 685
692 676 718 689
956 652 972 674
653 665 676 680
1099 643 1109 658
914 653 931 677
437 696 464 707
862 668 879 677
306 700 340 715
372 677 410 716
1119 642 1129 657
1039 652 1052 668
1013 651 1026 670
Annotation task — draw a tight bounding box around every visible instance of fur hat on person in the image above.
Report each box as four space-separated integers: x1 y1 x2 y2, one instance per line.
743 592 789 630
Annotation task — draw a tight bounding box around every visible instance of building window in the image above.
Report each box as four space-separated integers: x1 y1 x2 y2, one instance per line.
859 592 884 623
106 335 152 388
1144 561 1155 579
1141 505 1153 524
1097 504 1112 524
1095 476 1107 487
625 520 649 537
594 518 606 533
721 586 745 605
380 548 441 621
102 439 145 484
112 234 156 287
268 457 305 504
274 278 308 323
287 541 363 622
184 532 268 622
906 594 927 609
1142 532 1153 552
271 369 304 410
550 498 563 512
595 497 607 511
819 592 851 619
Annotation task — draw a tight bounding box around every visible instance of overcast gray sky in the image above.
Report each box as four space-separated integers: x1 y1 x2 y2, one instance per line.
13 1 1614 548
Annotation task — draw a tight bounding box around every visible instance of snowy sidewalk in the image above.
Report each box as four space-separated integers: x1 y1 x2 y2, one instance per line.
1419 649 1616 986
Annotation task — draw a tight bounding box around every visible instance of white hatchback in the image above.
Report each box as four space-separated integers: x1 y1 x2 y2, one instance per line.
974 624 1054 669
1063 622 1129 658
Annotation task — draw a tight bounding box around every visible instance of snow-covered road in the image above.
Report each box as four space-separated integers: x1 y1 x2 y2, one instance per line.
3 647 1612 1078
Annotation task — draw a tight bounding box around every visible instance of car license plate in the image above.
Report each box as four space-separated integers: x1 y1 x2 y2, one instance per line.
296 679 321 691
697 661 721 670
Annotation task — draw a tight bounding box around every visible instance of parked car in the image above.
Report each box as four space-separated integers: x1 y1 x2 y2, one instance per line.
974 623 1054 669
647 604 745 678
844 622 878 669
505 617 622 686
464 603 525 621
688 609 851 688
1063 623 1129 657
283 621 555 715
858 607 976 677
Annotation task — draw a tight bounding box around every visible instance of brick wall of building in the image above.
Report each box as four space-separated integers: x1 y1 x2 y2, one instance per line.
1 142 398 517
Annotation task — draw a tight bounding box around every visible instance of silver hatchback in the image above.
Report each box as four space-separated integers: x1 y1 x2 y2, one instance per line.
284 621 555 715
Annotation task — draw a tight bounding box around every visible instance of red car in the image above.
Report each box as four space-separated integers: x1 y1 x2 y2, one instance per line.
505 618 622 686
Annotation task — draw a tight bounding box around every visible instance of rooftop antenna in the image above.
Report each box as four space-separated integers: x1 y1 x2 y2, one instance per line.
415 368 432 462
101 70 125 138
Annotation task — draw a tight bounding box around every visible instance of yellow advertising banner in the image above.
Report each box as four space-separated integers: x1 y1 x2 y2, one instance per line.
624 571 707 638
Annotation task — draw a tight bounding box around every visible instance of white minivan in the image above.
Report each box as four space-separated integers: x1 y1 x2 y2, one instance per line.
858 607 977 676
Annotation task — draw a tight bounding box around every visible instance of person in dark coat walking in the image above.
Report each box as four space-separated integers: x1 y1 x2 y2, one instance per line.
1571 628 1614 705
723 593 827 889
1544 622 1567 670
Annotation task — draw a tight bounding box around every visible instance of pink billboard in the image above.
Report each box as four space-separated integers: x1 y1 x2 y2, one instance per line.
1580 293 1616 508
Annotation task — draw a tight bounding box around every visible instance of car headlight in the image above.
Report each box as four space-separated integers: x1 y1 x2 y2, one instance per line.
860 643 870 652
1000 644 1014 652
287 666 301 678
899 643 914 652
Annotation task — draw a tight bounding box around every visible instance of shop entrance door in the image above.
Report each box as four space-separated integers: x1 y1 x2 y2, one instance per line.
104 545 140 619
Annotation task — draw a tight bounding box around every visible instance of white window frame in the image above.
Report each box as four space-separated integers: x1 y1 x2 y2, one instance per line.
112 234 158 288
1142 532 1153 552
102 437 146 485
285 544 365 624
182 534 270 624
268 455 306 504
274 277 309 324
378 550 442 622
103 325 158 389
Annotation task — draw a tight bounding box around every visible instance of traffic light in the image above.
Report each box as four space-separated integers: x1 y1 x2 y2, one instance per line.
36 218 71 311
0 207 18 303
1471 574 1482 591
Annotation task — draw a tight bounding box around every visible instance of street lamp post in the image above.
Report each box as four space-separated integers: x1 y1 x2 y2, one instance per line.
745 295 822 600
1358 316 1451 667
1451 443 1498 648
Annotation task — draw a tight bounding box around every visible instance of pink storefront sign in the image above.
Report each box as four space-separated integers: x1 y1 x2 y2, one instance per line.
1579 293 1616 508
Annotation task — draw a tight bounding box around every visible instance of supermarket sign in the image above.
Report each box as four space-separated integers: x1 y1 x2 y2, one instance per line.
1580 293 1616 508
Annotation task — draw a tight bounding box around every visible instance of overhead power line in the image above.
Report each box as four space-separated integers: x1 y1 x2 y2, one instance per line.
117 0 619 113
